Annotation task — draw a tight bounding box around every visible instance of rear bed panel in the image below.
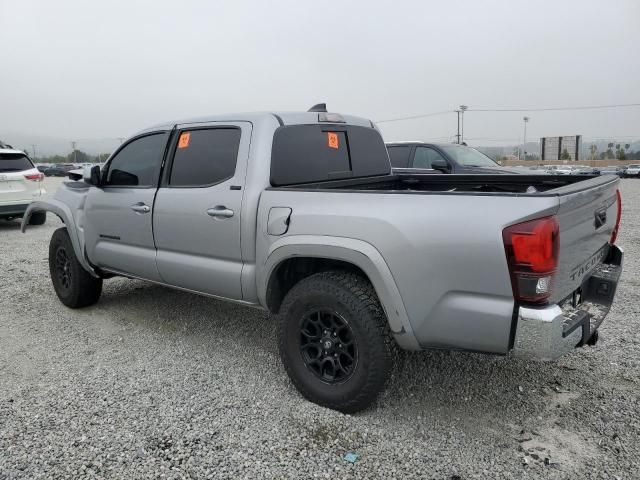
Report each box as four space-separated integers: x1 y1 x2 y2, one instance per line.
258 189 561 353
259 174 619 354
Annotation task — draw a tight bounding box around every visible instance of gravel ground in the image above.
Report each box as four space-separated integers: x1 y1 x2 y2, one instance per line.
1 177 639 479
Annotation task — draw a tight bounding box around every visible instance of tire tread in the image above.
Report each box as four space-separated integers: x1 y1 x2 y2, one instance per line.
49 227 102 308
278 270 393 412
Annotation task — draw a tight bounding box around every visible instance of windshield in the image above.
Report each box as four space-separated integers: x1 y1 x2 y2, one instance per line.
0 153 34 172
438 144 498 167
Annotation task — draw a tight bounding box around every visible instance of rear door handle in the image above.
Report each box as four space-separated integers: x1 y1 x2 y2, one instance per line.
207 206 234 219
131 203 151 214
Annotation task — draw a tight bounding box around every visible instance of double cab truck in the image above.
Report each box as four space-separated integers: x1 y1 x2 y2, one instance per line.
23 106 623 412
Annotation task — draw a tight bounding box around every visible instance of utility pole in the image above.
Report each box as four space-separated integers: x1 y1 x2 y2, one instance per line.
523 116 529 160
71 141 77 164
31 144 37 159
455 110 461 144
459 105 468 144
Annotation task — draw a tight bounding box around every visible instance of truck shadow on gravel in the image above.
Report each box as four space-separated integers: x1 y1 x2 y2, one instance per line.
95 278 594 418
42 278 618 474
1 217 53 232
0 219 24 230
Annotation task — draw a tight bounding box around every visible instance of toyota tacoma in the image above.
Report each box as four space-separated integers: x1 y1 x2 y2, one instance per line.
23 105 623 412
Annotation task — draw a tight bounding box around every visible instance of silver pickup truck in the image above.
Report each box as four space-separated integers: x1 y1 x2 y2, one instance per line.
23 107 623 412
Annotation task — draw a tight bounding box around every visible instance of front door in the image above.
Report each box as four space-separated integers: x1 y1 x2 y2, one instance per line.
411 146 449 170
153 122 251 300
84 131 170 281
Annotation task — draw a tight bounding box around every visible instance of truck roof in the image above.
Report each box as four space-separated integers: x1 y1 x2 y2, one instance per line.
136 111 375 136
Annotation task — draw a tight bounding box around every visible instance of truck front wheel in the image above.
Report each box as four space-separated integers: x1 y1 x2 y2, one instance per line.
278 271 393 413
49 227 102 308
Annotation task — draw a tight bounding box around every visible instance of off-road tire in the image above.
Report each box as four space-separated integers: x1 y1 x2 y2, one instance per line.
28 211 46 225
49 227 102 308
278 271 393 413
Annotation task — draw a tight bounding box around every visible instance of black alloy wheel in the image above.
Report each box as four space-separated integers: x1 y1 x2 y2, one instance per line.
299 310 358 384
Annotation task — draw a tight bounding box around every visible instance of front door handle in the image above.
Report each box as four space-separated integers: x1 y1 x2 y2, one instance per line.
131 203 151 214
207 206 234 219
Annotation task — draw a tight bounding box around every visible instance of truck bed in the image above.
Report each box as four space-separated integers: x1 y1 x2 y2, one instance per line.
272 173 607 195
261 171 620 353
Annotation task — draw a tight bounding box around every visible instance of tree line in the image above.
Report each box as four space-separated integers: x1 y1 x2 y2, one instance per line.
31 150 111 164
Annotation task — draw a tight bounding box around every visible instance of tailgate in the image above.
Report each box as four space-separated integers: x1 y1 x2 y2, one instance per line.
0 171 33 202
551 175 620 303
0 153 38 203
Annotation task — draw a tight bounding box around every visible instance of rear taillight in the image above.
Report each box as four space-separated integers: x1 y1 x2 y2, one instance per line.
24 173 44 182
503 216 559 305
610 189 622 245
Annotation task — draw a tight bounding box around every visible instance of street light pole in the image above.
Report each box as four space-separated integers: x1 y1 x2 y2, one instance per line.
459 105 468 144
523 116 529 161
456 110 461 144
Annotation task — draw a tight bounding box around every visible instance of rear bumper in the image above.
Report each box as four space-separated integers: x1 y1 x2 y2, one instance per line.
512 245 623 360
0 203 29 218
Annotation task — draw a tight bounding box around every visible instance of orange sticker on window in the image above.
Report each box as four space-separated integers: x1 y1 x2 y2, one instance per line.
327 132 339 149
178 132 190 149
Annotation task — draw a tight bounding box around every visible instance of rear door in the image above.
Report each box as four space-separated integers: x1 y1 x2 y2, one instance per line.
84 131 170 281
0 153 40 204
153 121 251 300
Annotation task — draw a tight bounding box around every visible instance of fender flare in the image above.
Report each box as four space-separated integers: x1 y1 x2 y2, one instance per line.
21 200 100 278
259 235 419 350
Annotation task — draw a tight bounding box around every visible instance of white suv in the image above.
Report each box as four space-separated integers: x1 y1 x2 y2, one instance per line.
624 164 640 178
0 148 47 224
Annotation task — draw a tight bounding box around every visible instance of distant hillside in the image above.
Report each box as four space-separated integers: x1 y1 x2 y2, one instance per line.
0 133 120 156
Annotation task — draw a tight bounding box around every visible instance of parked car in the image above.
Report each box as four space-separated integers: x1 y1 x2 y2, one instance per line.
36 164 50 173
0 148 46 224
386 142 517 174
574 167 600 175
44 164 76 177
23 107 623 412
600 166 624 177
624 164 640 178
544 165 576 175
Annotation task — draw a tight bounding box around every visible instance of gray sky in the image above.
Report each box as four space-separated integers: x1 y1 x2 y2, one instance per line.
1 0 639 151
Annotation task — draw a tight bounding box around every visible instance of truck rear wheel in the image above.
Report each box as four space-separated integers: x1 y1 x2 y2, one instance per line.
278 271 392 413
49 227 102 308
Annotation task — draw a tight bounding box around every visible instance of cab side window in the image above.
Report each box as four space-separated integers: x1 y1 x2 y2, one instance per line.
169 128 241 187
104 133 168 187
412 147 447 169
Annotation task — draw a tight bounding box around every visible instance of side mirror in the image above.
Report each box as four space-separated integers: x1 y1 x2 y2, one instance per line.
431 158 450 173
84 165 102 186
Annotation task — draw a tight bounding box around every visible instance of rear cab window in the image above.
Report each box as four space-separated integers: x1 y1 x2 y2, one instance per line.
168 128 241 187
270 125 390 186
0 153 34 172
